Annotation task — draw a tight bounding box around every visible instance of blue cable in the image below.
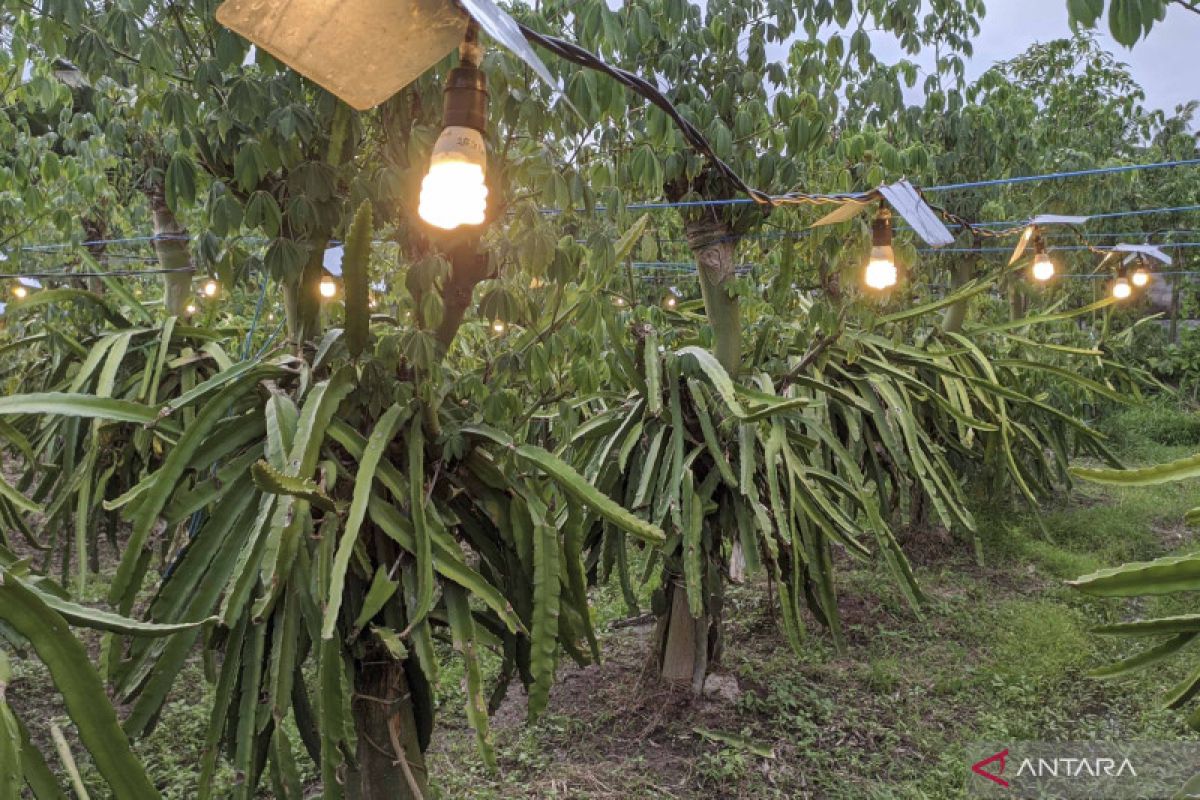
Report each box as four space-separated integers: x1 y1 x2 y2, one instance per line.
916 242 1200 254
254 319 287 359
923 158 1200 193
240 280 269 360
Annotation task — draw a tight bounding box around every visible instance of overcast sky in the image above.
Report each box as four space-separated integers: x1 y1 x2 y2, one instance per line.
879 1 1200 116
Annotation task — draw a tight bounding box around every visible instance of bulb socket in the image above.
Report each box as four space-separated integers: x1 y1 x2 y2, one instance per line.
871 209 892 248
442 65 488 133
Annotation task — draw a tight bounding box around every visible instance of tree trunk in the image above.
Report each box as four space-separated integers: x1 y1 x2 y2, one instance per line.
942 246 978 333
1008 281 1027 322
655 578 715 694
283 238 328 348
150 199 194 316
651 218 740 691
685 218 741 376
349 655 429 800
1170 274 1181 344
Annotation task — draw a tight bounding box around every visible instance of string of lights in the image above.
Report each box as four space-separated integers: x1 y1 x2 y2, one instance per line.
7 202 1200 257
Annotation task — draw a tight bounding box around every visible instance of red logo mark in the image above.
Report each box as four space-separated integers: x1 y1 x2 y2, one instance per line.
972 749 1010 788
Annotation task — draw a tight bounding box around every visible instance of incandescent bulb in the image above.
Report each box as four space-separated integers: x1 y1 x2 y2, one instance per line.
864 208 897 291
12 285 27 299
1031 254 1055 282
1132 267 1150 288
492 320 506 333
419 127 488 230
1112 278 1132 300
614 296 626 307
664 295 678 309
319 277 337 299
864 246 897 290
185 303 197 316
203 279 219 297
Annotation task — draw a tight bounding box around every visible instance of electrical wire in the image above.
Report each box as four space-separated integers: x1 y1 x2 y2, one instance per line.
0 267 195 279
923 159 1200 193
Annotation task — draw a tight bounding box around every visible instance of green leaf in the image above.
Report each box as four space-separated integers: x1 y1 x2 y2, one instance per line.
251 459 339 512
444 584 497 772
694 727 776 758
165 152 197 211
0 393 158 424
323 405 405 639
615 214 651 262
1069 553 1200 596
527 503 560 723
112 380 257 605
1093 614 1200 637
0 689 21 800
18 574 213 637
367 497 525 635
681 474 704 619
353 569 399 631
677 346 807 421
1072 453 1200 487
244 190 283 237
0 575 158 799
1089 633 1197 679
0 473 41 515
5 289 129 327
407 416 436 631
464 426 666 544
342 201 374 358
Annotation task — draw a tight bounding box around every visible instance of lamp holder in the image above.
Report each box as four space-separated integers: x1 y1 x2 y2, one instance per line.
442 27 488 133
1032 231 1047 257
871 207 893 248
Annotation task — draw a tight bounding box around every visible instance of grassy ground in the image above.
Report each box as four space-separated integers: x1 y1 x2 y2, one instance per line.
8 402 1200 798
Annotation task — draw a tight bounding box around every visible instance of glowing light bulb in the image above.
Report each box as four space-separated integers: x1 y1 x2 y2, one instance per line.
863 208 897 290
419 127 488 230
1112 278 1132 300
319 277 337 299
614 296 627 307
492 320 506 333
664 295 678 309
12 285 27 299
185 303 197 316
1031 253 1055 282
864 247 898 290
203 279 219 297
1131 267 1150 288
